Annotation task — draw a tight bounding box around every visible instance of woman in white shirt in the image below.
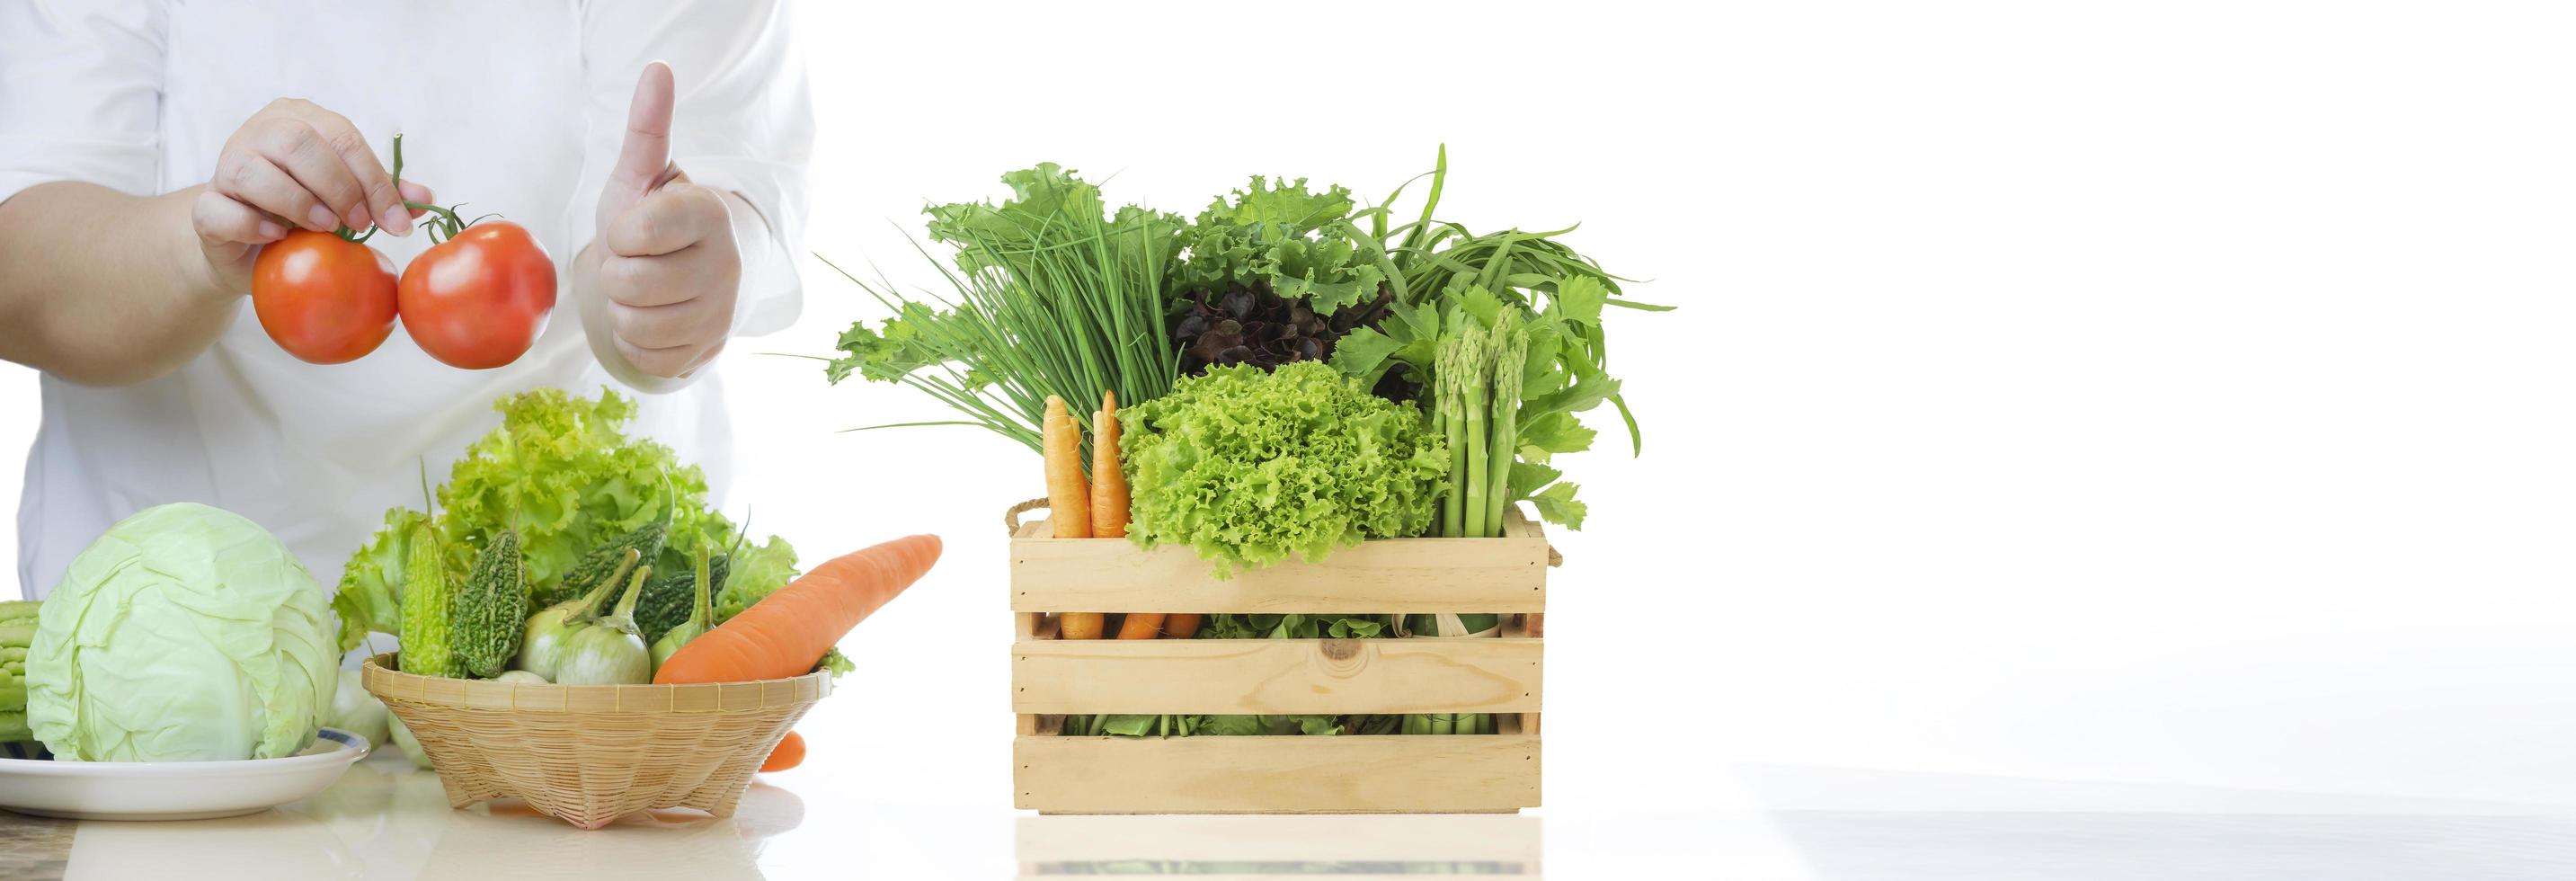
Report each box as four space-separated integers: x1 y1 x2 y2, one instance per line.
0 1 812 599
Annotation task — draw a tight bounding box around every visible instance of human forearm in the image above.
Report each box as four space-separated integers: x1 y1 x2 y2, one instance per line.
0 182 237 386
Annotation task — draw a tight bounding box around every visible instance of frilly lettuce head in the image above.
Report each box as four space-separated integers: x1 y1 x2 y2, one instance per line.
333 388 768 653
714 534 801 624
27 503 336 761
1121 361 1447 578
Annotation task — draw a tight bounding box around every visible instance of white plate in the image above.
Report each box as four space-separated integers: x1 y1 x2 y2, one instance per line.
0 727 372 821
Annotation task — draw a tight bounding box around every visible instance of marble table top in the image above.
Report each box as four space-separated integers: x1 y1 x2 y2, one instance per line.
6 758 2572 879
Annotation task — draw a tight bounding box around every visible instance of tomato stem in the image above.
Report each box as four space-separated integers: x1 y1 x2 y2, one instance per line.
389 132 475 245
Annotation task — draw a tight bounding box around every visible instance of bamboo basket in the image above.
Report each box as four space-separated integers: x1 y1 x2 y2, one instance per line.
1008 499 1552 814
361 654 829 829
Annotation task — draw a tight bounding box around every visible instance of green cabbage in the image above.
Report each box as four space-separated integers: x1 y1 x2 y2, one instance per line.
1120 362 1448 578
26 503 336 761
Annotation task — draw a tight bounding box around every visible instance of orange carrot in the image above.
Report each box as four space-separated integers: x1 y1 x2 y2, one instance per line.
1091 391 1128 539
1117 612 1166 639
1162 613 1202 639
653 534 943 684
760 731 805 772
1059 612 1105 640
1043 396 1091 538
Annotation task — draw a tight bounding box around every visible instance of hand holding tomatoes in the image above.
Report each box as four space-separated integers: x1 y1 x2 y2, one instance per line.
196 99 422 294
245 67 738 375
588 61 741 379
250 134 558 369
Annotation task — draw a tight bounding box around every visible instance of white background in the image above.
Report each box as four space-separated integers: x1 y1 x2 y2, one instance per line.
5 0 2573 820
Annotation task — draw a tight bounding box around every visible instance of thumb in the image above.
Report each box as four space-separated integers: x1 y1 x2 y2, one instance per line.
609 61 677 193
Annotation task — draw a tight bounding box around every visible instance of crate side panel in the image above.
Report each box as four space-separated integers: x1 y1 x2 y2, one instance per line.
1012 521 1546 614
1014 637 1542 715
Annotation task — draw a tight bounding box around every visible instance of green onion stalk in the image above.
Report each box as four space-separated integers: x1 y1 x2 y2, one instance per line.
822 185 1181 466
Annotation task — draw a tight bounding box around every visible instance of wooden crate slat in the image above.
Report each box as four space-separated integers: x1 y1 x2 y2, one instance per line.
1015 637 1541 715
1010 512 1547 614
1015 734 1541 814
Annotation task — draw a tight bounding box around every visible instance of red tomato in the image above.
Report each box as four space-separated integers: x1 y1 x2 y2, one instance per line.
397 221 557 369
250 230 399 364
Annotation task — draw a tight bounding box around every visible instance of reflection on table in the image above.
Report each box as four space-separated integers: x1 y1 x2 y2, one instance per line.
1015 813 1541 878
1771 811 2576 881
65 755 804 881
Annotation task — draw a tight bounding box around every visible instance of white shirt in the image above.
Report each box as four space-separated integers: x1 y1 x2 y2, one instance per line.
0 0 813 598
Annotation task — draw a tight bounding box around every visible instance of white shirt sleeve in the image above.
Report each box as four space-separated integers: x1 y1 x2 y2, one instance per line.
0 0 169 204
570 0 814 339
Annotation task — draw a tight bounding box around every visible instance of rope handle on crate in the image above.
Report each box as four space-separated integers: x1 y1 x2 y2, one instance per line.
1003 498 1560 565
1004 498 1050 535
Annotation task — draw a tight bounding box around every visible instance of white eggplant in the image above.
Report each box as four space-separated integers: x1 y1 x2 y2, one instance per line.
551 565 653 686
513 548 637 680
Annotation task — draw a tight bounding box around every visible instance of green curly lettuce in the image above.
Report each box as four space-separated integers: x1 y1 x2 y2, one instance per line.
1169 176 1386 316
331 508 426 654
333 388 775 654
713 534 801 624
1119 362 1447 578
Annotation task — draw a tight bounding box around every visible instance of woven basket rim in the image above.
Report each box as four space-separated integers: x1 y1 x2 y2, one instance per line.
360 654 831 715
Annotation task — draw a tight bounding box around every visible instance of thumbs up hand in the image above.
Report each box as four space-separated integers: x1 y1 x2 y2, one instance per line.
590 62 740 378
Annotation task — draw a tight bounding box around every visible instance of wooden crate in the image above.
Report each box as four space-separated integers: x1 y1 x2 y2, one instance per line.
1010 503 1550 814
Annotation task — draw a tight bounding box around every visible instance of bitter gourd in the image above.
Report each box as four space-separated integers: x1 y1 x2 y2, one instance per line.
537 521 667 608
396 522 457 677
451 529 529 678
636 553 726 645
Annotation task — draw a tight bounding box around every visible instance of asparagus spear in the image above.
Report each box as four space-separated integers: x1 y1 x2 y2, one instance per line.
1485 311 1527 533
